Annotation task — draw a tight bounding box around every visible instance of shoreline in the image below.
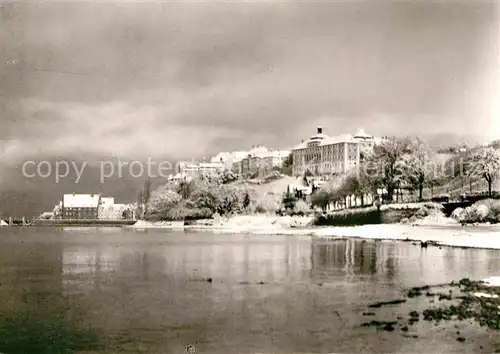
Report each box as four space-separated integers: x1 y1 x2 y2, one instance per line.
129 215 500 250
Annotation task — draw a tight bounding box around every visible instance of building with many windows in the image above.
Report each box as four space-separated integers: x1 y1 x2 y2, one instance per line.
237 145 291 178
61 193 101 220
173 160 226 181
211 151 248 170
292 127 376 177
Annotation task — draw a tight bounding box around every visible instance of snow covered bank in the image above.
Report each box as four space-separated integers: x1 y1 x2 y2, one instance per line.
195 220 500 250
128 215 313 231
185 215 314 232
128 215 500 250
483 276 500 287
129 220 184 229
473 292 499 299
313 224 500 249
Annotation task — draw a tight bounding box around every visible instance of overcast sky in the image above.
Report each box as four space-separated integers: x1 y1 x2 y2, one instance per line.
0 0 499 163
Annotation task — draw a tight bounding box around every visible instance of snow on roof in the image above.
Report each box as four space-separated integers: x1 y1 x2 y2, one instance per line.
310 133 329 140
210 152 231 162
354 129 372 139
0 220 8 226
261 150 291 158
292 141 308 150
63 194 101 208
101 197 115 206
231 151 250 161
248 145 269 155
319 134 356 146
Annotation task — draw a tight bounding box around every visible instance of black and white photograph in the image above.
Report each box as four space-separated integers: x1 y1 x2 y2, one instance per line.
0 0 499 353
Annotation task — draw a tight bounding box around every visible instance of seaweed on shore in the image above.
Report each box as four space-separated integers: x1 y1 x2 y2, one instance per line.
360 320 398 332
358 278 500 336
407 285 430 298
368 299 407 308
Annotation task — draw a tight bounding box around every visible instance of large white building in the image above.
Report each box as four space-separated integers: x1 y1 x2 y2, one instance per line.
56 194 134 220
292 127 376 177
61 193 101 219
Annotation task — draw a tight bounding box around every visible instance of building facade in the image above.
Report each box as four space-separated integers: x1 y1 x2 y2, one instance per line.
211 151 248 170
174 160 226 181
175 162 200 180
292 127 376 177
237 145 291 178
198 162 225 175
61 194 101 220
98 197 133 220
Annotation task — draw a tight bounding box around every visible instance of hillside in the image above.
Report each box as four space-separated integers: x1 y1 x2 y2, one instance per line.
229 175 304 204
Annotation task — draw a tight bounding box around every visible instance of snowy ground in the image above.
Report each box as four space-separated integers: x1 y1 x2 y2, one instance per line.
129 215 500 250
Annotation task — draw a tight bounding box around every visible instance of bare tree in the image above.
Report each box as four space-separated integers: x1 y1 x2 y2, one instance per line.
139 178 152 217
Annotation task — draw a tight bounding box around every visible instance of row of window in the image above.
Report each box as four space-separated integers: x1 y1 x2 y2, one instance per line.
297 154 359 163
64 208 96 211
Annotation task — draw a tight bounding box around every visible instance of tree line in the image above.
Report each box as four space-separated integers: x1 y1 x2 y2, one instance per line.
310 137 500 210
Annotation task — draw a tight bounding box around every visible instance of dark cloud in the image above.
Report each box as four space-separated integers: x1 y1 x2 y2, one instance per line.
0 0 498 162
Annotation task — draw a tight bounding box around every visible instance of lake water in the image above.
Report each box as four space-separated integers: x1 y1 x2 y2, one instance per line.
0 227 499 353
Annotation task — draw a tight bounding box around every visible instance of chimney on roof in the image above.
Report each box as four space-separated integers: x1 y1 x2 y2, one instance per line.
317 126 323 134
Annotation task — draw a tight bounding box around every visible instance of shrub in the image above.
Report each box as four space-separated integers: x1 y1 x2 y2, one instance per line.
413 206 430 219
310 189 331 210
451 207 466 221
282 186 297 210
453 199 500 223
254 197 280 214
147 187 182 215
243 192 251 209
489 201 500 221
294 200 311 214
185 207 213 221
462 206 487 223
166 203 213 221
189 179 221 213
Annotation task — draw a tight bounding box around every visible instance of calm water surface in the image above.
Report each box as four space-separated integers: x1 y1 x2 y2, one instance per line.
0 227 499 353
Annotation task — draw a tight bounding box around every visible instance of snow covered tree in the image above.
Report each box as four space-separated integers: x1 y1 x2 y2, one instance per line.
147 185 182 217
400 138 433 201
467 147 500 198
363 137 413 202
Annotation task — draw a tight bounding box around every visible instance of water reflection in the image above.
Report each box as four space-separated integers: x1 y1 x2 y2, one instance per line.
0 238 102 353
0 228 499 353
